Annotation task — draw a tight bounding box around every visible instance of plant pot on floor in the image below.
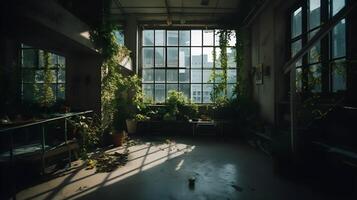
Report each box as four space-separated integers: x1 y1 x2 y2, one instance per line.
126 119 137 134
112 130 127 147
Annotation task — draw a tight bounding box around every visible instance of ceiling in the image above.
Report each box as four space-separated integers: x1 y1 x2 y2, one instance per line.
110 0 261 26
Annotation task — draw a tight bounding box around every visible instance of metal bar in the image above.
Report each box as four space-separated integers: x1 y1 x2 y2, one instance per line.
9 131 17 200
64 118 71 168
0 111 93 133
41 124 46 175
283 1 357 74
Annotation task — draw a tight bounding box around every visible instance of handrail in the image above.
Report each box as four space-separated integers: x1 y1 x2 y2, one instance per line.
0 110 93 133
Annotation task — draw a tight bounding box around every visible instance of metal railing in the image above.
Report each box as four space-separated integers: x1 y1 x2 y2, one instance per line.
0 110 93 199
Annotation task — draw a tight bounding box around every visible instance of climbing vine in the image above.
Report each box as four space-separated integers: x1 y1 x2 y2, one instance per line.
40 51 55 108
210 29 233 104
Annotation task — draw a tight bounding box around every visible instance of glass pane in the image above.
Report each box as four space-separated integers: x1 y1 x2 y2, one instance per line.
227 48 236 68
203 47 214 68
22 49 37 68
179 68 189 83
214 29 222 46
167 69 178 83
155 30 165 46
179 47 190 68
155 47 165 67
58 56 65 68
308 29 321 63
114 30 125 45
203 70 213 83
167 47 178 67
296 68 303 92
142 48 154 68
166 84 178 97
22 69 36 83
227 69 237 83
203 84 213 103
143 69 154 83
143 84 154 102
309 0 321 30
167 30 178 46
179 84 190 99
155 69 165 83
143 30 154 46
23 84 40 102
58 69 66 83
332 19 346 59
191 30 202 46
331 60 346 92
191 69 202 83
291 40 302 66
34 70 56 83
228 30 236 46
191 84 202 103
292 7 302 38
191 47 202 68
179 30 190 46
332 0 345 16
57 84 65 100
155 84 166 103
203 30 214 46
227 84 236 99
308 64 322 92
215 69 224 83
215 48 221 68
50 53 58 65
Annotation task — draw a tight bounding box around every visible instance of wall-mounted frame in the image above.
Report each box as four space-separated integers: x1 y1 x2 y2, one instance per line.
255 63 263 85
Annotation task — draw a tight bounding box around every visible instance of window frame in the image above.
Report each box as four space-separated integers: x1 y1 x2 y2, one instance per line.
288 0 348 95
20 44 66 103
140 28 237 104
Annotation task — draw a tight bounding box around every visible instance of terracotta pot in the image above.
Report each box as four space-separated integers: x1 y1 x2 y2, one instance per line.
112 130 127 147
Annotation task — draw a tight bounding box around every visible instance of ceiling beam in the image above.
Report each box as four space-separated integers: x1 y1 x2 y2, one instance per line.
113 0 125 14
111 7 236 10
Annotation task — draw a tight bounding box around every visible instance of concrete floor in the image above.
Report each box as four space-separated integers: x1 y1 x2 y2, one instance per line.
16 137 343 200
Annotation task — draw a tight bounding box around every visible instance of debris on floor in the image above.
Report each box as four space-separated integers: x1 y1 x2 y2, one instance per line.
86 150 129 173
188 176 196 190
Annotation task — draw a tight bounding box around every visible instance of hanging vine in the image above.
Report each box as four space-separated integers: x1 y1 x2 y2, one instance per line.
89 0 132 131
40 51 55 108
210 29 233 104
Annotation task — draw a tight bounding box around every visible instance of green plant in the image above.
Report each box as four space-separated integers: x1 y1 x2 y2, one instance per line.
165 91 198 121
39 52 55 108
210 29 234 104
68 115 102 160
91 21 132 132
134 114 150 121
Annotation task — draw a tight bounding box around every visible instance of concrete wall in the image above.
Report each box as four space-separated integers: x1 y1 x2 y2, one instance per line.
247 0 297 124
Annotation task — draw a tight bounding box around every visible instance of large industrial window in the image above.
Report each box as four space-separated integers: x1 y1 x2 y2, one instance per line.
21 44 66 103
290 0 347 93
141 29 237 103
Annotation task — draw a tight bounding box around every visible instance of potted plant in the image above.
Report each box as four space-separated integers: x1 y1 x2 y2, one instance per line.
111 110 127 147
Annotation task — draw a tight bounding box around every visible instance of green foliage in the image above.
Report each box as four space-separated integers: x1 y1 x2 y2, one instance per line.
90 16 132 132
113 74 145 131
68 115 102 160
210 29 234 104
39 52 55 108
164 91 198 121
